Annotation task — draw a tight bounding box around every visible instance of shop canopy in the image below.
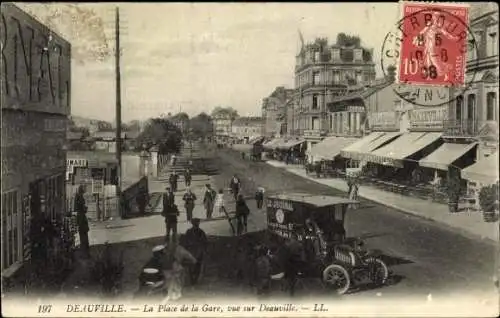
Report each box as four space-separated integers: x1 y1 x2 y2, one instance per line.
366 132 442 168
309 136 358 161
276 138 306 150
419 142 478 171
263 138 284 150
232 143 254 152
248 136 264 145
461 151 499 185
340 132 402 161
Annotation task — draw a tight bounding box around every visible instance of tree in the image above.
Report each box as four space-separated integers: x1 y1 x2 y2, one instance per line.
211 107 239 120
189 112 213 140
135 117 182 154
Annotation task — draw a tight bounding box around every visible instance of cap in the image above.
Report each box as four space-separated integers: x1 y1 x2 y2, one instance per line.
152 245 165 253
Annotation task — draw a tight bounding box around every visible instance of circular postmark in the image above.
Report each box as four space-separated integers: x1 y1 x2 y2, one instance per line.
275 209 285 224
381 4 479 107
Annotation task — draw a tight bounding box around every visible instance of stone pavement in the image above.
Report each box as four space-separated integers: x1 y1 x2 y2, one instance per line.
266 160 499 243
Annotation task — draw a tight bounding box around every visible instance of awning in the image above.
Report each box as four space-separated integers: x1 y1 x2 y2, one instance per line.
340 132 402 160
232 143 253 152
366 132 442 167
263 138 284 150
461 151 499 184
248 136 264 145
419 142 478 171
309 137 358 161
276 138 306 150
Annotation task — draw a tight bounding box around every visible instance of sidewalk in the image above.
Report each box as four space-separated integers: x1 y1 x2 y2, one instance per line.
266 160 499 243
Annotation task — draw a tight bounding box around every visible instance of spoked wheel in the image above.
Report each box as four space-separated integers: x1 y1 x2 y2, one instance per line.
322 264 351 295
366 258 389 285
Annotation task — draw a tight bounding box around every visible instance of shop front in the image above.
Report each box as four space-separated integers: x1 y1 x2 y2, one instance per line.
308 136 358 177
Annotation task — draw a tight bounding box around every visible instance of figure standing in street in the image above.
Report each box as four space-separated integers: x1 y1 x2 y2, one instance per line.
183 168 192 188
351 177 360 209
284 233 305 297
169 172 179 192
214 189 227 217
203 184 217 219
229 175 242 201
235 194 250 235
183 218 208 285
170 154 177 167
255 245 271 296
255 187 265 210
182 187 197 222
74 185 90 258
162 186 178 242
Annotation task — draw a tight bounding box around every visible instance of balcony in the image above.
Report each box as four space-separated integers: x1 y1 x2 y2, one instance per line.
443 119 480 137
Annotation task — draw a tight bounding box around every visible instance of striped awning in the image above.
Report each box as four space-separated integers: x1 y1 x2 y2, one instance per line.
419 142 478 171
461 151 499 184
310 136 358 161
340 132 402 161
276 138 306 150
366 132 442 168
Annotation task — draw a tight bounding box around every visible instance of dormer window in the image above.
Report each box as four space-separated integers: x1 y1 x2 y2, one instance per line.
354 48 363 61
331 48 341 61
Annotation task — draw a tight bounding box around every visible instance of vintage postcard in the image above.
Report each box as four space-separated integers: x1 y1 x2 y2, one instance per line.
1 2 499 317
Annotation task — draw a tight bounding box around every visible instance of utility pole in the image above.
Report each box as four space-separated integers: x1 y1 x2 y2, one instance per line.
115 7 123 218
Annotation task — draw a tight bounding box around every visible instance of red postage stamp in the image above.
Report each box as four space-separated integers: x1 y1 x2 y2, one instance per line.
397 3 469 86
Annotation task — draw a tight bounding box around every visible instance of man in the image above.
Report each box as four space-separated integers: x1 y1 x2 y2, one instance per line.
170 154 177 167
182 187 197 222
74 185 90 258
255 245 271 296
136 184 149 216
284 233 304 297
255 187 265 210
169 172 179 192
203 184 216 219
229 175 241 201
235 194 250 235
183 168 192 188
162 187 178 243
183 218 208 285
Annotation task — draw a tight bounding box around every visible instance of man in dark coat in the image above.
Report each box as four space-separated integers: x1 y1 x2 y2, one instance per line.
284 233 304 297
169 172 179 192
74 185 90 258
162 187 178 242
202 184 216 219
229 175 241 201
182 187 197 222
183 218 208 285
183 168 192 188
235 194 250 235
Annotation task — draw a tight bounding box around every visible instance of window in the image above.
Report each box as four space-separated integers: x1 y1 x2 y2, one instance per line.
487 92 497 121
333 71 340 83
332 48 340 61
312 116 320 130
312 94 319 110
488 29 498 57
456 95 463 121
2 190 21 271
312 71 320 85
467 94 476 120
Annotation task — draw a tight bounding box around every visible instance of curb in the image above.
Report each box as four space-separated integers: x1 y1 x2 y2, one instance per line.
270 164 499 245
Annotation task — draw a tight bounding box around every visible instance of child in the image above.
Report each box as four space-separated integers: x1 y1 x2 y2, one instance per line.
255 187 265 210
214 189 227 216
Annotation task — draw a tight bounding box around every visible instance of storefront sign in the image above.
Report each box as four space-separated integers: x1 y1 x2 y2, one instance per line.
409 107 448 129
347 106 364 113
368 112 397 130
67 159 88 171
1 4 71 115
92 179 104 194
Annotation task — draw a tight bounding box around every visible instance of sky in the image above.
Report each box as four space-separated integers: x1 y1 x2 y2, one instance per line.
17 3 400 122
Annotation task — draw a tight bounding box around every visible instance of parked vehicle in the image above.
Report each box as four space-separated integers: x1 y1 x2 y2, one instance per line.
264 193 389 295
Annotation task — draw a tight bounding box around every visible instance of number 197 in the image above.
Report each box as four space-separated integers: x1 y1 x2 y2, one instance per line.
38 305 52 314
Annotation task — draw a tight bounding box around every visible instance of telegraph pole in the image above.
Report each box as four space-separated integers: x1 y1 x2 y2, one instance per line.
115 7 123 218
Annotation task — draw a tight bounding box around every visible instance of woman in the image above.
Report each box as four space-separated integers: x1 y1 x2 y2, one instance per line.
235 194 250 235
182 188 197 222
214 189 227 216
162 241 197 302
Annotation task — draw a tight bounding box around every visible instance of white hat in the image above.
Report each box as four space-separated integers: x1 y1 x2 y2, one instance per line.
152 245 165 253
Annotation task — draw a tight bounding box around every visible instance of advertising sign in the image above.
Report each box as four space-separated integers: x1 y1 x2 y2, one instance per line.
266 197 302 240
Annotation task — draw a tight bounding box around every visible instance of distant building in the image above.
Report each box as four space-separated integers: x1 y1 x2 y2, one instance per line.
291 36 376 144
213 113 233 143
92 131 137 152
231 117 264 142
262 87 294 138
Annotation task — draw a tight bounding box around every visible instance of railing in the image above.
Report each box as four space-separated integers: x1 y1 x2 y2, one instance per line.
443 119 480 137
304 129 328 138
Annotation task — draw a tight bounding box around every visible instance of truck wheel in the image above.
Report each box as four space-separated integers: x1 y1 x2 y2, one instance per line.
322 264 350 295
366 257 389 285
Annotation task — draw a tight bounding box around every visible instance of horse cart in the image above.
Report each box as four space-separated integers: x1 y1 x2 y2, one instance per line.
264 193 389 295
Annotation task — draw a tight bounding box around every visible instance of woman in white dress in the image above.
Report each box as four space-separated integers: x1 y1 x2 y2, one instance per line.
214 189 227 216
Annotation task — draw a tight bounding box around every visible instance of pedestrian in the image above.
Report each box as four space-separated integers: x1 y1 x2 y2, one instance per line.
136 184 149 216
74 185 90 258
171 154 177 167
183 218 208 285
169 172 179 192
255 187 265 210
202 184 217 219
255 245 271 296
183 168 192 188
351 177 360 210
347 177 354 198
161 241 197 302
182 187 197 222
314 161 322 178
235 194 250 235
214 189 227 217
162 186 178 243
284 233 304 297
229 175 241 201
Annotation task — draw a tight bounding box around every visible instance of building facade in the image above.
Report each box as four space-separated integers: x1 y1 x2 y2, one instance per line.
231 117 264 142
262 86 294 137
291 37 377 146
213 113 233 143
1 4 71 276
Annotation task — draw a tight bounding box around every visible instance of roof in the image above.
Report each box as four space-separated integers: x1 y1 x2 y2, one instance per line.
329 80 393 105
268 192 358 207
